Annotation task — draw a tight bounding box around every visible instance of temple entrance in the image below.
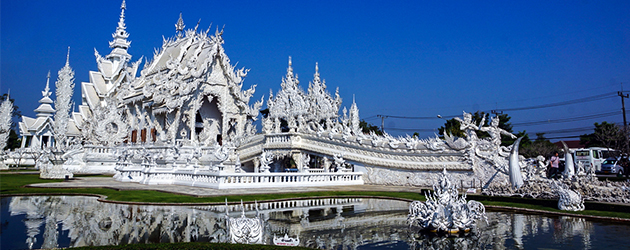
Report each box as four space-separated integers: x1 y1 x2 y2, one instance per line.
195 96 223 145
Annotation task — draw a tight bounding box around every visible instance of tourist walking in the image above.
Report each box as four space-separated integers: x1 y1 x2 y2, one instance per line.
549 152 560 179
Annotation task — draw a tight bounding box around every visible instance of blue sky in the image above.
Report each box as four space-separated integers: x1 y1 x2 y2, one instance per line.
2 0 630 140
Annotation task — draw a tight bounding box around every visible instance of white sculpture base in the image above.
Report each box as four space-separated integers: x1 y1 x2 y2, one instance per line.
40 163 73 179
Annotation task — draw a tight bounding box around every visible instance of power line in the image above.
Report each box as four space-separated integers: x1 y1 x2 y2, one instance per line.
377 111 619 133
540 135 584 140
495 91 617 112
362 115 379 121
380 114 462 120
526 126 594 135
512 111 621 127
376 92 618 121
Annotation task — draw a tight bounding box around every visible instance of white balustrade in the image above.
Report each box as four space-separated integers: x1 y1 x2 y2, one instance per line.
115 167 363 189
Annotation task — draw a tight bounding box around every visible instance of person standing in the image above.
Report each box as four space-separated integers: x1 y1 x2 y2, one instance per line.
550 152 560 179
620 154 629 178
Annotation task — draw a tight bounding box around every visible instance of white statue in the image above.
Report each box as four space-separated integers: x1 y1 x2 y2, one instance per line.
408 169 486 232
561 141 575 179
479 115 517 150
556 182 585 211
300 153 310 173
234 153 243 173
508 137 524 189
454 111 481 141
259 151 273 173
333 153 346 172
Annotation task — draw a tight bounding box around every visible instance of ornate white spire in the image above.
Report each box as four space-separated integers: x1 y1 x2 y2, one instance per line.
287 56 293 75
119 0 126 28
42 71 51 99
349 94 361 134
175 12 185 38
0 91 13 151
107 0 131 59
35 72 55 117
65 46 70 66
54 50 76 150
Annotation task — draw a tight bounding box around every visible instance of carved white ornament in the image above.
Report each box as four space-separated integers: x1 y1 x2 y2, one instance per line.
408 169 486 232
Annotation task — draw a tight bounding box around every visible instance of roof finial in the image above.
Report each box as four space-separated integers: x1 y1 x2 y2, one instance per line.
194 19 201 32
108 0 131 57
175 12 185 38
66 46 71 66
313 62 320 80
118 0 126 29
43 71 51 98
287 56 293 75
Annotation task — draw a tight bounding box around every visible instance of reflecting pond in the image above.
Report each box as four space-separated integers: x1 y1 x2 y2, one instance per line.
1 196 629 249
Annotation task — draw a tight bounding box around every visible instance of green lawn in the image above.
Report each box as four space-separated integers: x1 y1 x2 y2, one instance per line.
0 173 425 203
2 173 630 219
71 242 312 250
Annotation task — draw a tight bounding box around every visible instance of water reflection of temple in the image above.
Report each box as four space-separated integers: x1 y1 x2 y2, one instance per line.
5 196 602 250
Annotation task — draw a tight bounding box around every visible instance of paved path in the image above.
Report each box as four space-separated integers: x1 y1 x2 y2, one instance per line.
27 177 429 197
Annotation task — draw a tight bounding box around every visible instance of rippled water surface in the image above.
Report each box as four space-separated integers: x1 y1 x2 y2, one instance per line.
1 196 629 249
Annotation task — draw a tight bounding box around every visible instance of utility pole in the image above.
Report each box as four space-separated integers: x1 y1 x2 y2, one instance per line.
619 91 628 130
619 83 629 154
377 115 387 133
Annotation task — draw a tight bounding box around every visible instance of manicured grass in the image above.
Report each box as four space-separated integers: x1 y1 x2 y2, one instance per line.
72 242 312 250
482 201 630 219
0 168 38 172
0 173 425 204
3 173 630 220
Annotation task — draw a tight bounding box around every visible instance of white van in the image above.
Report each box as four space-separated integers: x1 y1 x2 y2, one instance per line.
573 147 617 173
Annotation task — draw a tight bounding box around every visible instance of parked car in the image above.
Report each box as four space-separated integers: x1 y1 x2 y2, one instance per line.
600 157 624 176
574 147 617 173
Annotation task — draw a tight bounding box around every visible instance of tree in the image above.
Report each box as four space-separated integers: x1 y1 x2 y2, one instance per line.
438 118 465 138
520 133 559 158
495 113 516 146
580 121 628 154
438 111 515 146
359 119 382 135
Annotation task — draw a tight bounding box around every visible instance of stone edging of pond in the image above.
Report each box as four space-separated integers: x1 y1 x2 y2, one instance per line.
3 193 630 223
485 205 630 223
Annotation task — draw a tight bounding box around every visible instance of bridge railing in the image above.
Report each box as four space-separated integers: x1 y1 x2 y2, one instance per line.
116 168 364 189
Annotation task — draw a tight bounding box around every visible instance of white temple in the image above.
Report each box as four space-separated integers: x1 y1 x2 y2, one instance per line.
9 1 535 190
19 73 58 150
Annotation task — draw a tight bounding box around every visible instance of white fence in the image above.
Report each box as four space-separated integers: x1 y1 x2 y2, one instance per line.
116 168 364 189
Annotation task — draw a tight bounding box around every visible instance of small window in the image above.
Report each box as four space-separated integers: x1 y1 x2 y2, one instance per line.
576 151 589 156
